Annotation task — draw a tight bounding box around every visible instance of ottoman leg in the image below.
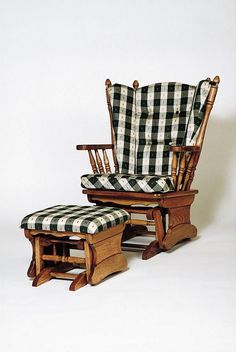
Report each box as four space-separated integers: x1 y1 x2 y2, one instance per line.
69 271 88 291
24 230 36 278
32 267 55 287
85 231 128 285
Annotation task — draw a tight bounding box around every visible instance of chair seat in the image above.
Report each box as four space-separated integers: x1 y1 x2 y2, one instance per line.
21 205 130 234
81 173 175 193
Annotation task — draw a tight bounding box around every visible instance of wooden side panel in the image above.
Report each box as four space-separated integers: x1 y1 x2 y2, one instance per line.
91 234 122 265
163 224 197 250
89 253 127 285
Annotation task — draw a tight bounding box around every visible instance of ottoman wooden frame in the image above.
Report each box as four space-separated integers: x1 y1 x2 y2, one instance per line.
24 223 127 291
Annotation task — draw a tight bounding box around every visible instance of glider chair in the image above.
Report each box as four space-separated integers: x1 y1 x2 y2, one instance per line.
77 76 220 259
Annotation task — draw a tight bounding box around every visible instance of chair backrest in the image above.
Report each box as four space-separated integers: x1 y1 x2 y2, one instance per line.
107 79 211 175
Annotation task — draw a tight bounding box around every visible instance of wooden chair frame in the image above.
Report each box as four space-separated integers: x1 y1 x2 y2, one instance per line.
77 76 220 259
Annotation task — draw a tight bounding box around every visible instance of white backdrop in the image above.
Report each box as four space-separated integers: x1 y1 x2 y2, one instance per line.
0 0 235 228
1 2 236 352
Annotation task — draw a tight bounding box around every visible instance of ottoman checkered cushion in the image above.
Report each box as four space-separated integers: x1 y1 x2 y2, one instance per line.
21 205 130 235
81 173 175 193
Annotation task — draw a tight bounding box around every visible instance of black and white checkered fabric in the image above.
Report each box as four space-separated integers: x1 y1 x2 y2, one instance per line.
109 84 136 174
81 173 175 193
21 205 130 235
109 80 210 175
185 80 211 144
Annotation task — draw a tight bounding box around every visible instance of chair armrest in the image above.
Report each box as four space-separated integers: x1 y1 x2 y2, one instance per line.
170 145 201 192
76 144 118 173
169 145 200 153
76 144 114 151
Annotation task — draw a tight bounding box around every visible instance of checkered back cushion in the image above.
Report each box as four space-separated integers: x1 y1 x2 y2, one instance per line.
21 205 130 235
185 80 211 144
109 79 210 175
109 84 136 174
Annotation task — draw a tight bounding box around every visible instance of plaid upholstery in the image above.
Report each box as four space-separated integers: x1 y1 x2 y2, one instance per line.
21 205 130 235
186 80 212 144
81 173 175 193
109 79 211 175
109 84 136 174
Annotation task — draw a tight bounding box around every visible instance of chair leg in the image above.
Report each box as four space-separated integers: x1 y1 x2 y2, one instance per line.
142 240 163 260
162 205 197 250
69 271 88 291
142 201 197 258
32 267 55 287
142 208 165 260
24 230 36 278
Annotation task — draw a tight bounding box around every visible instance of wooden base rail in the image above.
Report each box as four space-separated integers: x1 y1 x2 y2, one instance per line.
41 254 86 265
122 243 147 252
127 219 154 226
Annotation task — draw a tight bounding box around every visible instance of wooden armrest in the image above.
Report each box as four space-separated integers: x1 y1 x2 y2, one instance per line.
76 143 118 173
76 144 114 151
169 145 200 153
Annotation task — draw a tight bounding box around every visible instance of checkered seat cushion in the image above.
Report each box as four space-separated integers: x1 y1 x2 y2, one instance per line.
20 205 130 235
81 173 175 193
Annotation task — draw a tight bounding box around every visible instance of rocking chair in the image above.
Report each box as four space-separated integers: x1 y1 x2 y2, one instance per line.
77 76 220 259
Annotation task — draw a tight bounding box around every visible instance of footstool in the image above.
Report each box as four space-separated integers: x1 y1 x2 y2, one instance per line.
21 205 130 291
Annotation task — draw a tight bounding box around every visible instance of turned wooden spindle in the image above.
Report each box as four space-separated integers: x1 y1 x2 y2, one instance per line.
112 146 119 173
102 149 111 173
195 76 220 148
105 78 119 173
182 152 198 190
183 76 220 190
95 149 105 173
105 78 112 122
133 80 139 90
176 153 186 191
53 244 56 262
186 152 200 190
105 78 112 89
171 152 178 187
181 76 220 191
88 150 98 173
113 155 119 173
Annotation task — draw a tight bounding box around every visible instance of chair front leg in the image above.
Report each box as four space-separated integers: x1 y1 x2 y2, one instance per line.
142 208 165 260
159 194 197 250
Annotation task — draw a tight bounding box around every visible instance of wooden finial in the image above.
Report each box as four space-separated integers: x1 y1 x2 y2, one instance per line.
213 75 220 84
133 80 139 90
105 79 112 88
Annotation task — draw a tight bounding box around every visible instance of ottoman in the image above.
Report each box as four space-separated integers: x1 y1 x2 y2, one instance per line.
21 205 130 291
